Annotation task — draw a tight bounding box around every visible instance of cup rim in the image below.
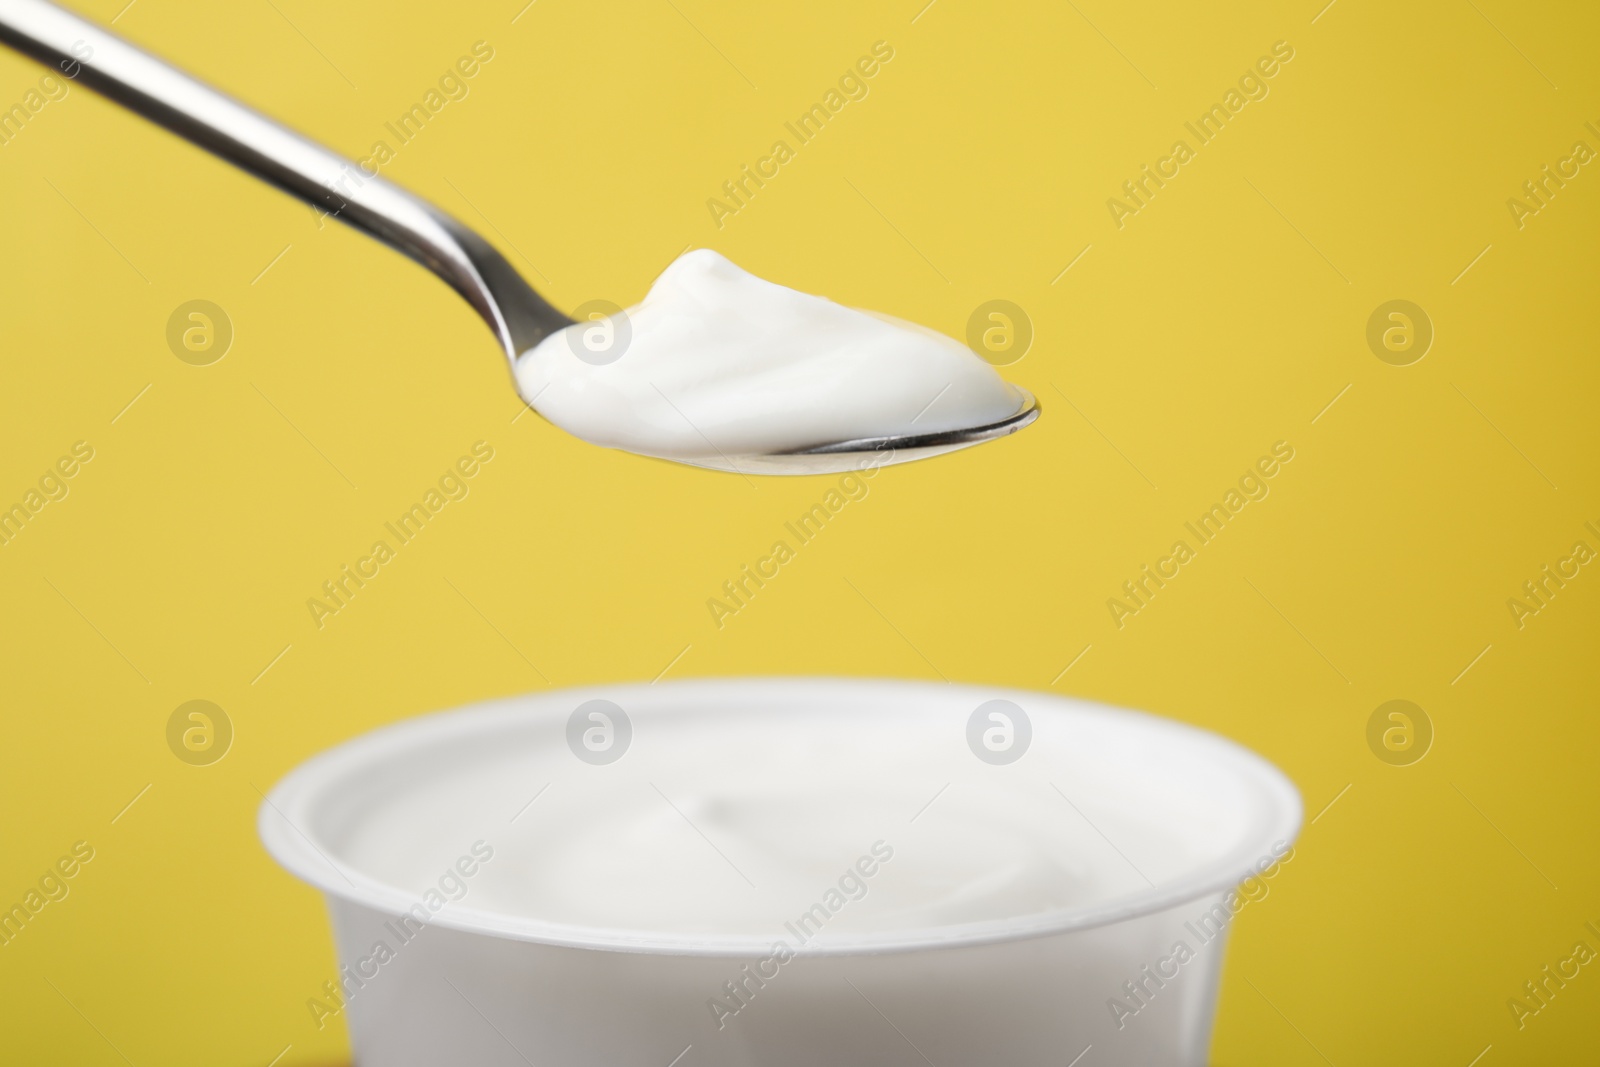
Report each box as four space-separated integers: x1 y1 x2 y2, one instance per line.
259 677 1302 957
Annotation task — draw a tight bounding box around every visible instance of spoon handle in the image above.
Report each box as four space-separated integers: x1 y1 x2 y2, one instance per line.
0 0 572 362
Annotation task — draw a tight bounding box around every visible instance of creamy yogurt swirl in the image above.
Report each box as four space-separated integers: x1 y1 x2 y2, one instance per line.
515 250 1023 463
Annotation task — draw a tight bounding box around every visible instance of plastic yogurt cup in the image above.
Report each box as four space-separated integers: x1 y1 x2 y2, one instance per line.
260 678 1301 1066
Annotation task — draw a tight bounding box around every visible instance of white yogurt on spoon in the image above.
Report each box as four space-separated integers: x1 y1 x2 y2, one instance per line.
514 250 1025 467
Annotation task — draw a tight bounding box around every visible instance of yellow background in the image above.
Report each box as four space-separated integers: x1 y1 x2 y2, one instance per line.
2 0 1597 1063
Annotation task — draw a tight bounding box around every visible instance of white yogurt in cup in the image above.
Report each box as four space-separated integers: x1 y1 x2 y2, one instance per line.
261 678 1299 1066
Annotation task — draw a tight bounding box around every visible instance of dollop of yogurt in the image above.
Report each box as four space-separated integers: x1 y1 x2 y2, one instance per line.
515 250 1024 464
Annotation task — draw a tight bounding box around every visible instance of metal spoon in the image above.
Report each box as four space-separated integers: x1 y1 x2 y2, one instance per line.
0 0 1039 475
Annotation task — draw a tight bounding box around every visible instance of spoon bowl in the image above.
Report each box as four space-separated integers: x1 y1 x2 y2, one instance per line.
691 387 1041 475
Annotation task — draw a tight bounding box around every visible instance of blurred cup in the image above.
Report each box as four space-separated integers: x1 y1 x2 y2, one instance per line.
261 678 1300 1066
